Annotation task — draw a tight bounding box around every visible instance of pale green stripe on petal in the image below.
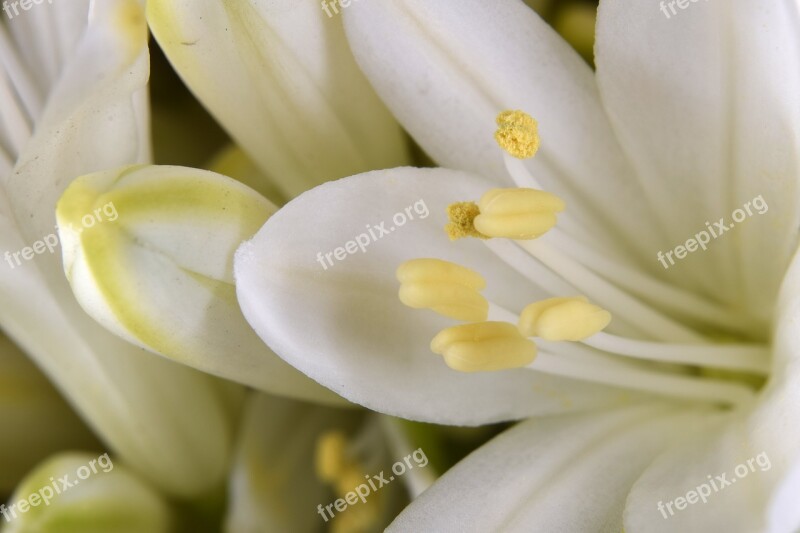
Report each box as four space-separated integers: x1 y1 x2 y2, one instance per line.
57 164 344 405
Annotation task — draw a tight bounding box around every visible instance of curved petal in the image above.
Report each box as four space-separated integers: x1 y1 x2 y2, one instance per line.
56 164 343 405
596 0 800 317
3 453 171 533
389 403 708 532
146 0 409 199
624 248 800 532
342 0 664 259
0 0 235 497
235 168 648 425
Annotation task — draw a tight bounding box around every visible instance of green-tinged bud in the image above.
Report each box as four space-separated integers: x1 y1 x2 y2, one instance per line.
56 164 342 405
2 453 170 533
0 334 101 493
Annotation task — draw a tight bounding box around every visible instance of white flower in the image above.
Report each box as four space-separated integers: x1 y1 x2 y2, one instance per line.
233 0 800 530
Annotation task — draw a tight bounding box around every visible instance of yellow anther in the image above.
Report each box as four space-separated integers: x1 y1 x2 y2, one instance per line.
494 110 540 159
397 259 489 322
445 202 487 241
474 188 565 239
430 321 537 372
518 296 612 341
314 431 349 483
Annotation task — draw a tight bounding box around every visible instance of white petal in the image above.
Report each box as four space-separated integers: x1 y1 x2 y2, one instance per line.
235 168 648 425
624 249 800 532
596 0 800 316
0 0 235 498
56 164 343 405
3 453 171 533
389 403 707 532
146 0 409 199
342 0 663 259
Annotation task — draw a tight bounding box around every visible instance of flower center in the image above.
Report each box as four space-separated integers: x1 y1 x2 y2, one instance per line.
397 110 769 408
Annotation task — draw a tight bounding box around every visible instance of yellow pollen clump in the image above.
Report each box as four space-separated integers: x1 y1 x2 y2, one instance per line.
430 321 537 372
313 431 381 532
519 296 612 341
314 431 349 483
475 188 565 239
445 202 487 240
397 258 489 322
494 110 540 159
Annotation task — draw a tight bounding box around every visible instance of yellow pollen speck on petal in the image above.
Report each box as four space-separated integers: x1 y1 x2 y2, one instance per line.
474 188 565 240
314 431 348 483
397 258 489 322
445 202 487 240
115 0 148 57
495 110 540 159
430 321 537 372
519 296 612 341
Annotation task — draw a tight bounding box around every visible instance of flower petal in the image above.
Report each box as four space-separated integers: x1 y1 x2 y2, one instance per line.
56 164 343 405
0 0 235 497
596 0 800 316
624 248 800 532
3 453 171 533
146 0 409 199
235 168 647 425
342 0 663 259
388 403 708 532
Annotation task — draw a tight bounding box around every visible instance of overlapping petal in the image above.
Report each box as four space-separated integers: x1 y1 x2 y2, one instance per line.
147 0 409 199
0 0 235 497
389 403 709 532
342 0 664 259
235 168 648 425
56 164 342 404
623 248 800 532
596 0 800 317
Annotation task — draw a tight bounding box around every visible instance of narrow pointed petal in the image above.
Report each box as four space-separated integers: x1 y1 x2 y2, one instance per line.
389 403 708 532
596 0 800 316
235 168 647 425
3 453 171 533
0 333 100 493
0 0 235 497
624 249 800 532
147 0 409 199
342 0 663 259
56 164 343 405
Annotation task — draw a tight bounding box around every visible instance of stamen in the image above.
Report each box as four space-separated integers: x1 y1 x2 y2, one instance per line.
474 188 565 239
397 258 488 322
315 431 348 483
494 110 540 159
519 296 611 341
430 321 537 372
445 202 486 240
